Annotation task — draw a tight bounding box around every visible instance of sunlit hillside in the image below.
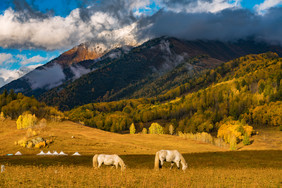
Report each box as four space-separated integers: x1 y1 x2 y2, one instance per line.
0 120 225 156
1 119 281 156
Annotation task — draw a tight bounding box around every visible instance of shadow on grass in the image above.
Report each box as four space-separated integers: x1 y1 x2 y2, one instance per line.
0 150 281 169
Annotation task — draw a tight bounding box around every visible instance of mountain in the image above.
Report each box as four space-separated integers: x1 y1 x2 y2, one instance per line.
38 37 282 110
0 42 109 96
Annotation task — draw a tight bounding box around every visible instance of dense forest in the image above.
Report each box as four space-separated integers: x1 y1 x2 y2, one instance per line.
67 52 282 133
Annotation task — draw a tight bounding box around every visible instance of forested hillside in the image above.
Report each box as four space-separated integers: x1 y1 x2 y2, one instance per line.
39 37 282 110
0 90 63 120
67 52 281 133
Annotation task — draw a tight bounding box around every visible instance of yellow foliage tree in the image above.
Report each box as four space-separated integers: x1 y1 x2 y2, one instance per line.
149 123 164 134
217 119 253 145
142 128 147 134
129 123 136 134
16 113 38 129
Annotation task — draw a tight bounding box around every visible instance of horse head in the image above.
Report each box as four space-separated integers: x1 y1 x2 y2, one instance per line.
182 162 188 171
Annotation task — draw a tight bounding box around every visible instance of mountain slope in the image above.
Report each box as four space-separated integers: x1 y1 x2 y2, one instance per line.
40 37 282 110
0 42 108 96
66 52 281 133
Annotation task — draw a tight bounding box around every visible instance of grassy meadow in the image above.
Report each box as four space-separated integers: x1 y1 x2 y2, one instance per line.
0 151 281 187
0 120 281 187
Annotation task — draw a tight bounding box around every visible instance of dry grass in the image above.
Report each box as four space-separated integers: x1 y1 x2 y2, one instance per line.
0 120 225 155
239 127 282 150
0 151 281 187
0 120 281 187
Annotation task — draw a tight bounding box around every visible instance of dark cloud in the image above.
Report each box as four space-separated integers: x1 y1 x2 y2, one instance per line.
12 0 50 21
136 7 282 45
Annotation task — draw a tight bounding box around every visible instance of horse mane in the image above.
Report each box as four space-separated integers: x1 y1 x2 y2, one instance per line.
154 151 160 170
117 156 126 170
93 154 98 169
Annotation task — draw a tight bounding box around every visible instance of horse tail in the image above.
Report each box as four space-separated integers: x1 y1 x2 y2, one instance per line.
93 154 98 169
154 151 160 170
118 156 126 171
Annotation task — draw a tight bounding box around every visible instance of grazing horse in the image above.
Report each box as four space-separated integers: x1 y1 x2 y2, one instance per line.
154 150 187 171
93 154 126 170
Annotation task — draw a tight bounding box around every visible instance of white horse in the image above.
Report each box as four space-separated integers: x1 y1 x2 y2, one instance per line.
154 150 187 171
93 154 126 170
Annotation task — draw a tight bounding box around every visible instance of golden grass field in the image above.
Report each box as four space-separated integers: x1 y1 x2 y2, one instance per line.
0 120 281 187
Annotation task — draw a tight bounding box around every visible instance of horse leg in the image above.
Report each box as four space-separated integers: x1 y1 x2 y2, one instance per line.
159 159 164 169
170 162 174 170
115 163 118 169
176 161 180 169
98 162 102 168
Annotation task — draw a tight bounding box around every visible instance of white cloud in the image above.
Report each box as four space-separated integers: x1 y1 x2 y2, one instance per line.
25 63 66 90
0 6 140 51
255 0 282 14
16 54 49 65
0 0 281 52
158 0 241 13
0 64 41 87
0 53 13 65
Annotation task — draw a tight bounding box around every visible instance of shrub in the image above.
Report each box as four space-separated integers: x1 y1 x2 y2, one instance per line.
129 123 136 134
26 128 37 138
142 128 147 134
169 124 174 135
0 112 5 121
149 123 164 134
243 133 250 145
38 118 47 128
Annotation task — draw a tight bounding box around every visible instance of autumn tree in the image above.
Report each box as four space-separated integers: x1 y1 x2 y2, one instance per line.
130 123 136 134
149 123 164 134
16 113 38 129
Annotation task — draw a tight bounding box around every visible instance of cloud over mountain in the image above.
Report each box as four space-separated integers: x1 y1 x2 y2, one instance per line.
0 0 282 51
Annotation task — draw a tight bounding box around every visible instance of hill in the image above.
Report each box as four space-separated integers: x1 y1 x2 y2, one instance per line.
0 119 281 156
0 120 224 155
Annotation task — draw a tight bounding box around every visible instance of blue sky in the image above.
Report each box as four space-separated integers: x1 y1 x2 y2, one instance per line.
0 0 281 87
